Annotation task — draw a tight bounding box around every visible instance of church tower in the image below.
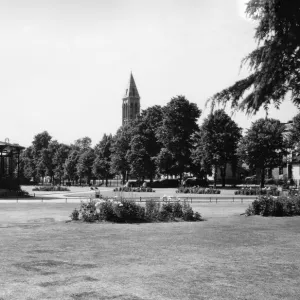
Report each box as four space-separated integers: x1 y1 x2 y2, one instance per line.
122 73 140 125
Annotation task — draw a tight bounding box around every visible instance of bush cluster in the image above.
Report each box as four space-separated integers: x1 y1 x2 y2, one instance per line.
176 187 220 194
245 195 300 217
70 199 202 223
113 187 154 193
235 187 279 196
0 189 29 198
0 178 21 191
32 186 70 192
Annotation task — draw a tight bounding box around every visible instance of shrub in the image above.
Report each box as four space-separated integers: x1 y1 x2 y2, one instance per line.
145 200 160 221
182 202 194 221
113 200 145 222
79 200 98 222
159 203 174 221
71 199 202 223
70 208 79 221
172 202 183 218
98 201 116 221
245 195 300 217
193 212 202 221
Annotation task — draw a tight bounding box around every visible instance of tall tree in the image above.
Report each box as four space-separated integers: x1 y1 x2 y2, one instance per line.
31 131 52 183
156 96 201 180
126 106 163 182
64 150 79 184
208 0 300 113
53 143 71 185
76 149 95 185
20 146 37 182
193 110 242 187
110 123 135 184
126 135 150 182
93 134 113 186
238 118 286 187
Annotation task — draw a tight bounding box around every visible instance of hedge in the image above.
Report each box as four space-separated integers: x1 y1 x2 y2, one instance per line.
176 187 221 194
32 186 70 192
113 187 155 193
235 187 279 196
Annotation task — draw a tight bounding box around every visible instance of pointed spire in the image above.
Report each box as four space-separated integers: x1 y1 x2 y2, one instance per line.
124 72 140 98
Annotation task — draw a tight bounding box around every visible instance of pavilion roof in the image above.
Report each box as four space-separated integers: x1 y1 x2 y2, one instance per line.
0 141 25 153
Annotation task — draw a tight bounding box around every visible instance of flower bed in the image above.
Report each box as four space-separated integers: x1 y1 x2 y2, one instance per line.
32 186 70 192
70 199 202 223
245 195 300 217
235 187 279 196
113 187 155 193
176 187 220 194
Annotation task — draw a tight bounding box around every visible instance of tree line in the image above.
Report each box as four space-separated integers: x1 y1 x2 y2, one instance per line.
19 95 300 188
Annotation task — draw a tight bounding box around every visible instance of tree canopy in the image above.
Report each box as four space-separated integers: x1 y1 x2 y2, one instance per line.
208 0 300 114
238 118 286 187
193 110 242 187
93 134 113 186
156 96 201 180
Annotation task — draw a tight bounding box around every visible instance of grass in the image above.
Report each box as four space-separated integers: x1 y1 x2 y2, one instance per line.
1 202 300 299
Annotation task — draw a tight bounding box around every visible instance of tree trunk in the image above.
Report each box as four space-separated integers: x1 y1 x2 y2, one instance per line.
213 167 217 189
105 176 108 187
220 164 227 187
122 172 126 185
260 168 265 188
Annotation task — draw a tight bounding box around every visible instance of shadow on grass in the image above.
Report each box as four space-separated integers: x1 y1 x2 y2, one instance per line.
71 293 146 300
39 275 99 288
14 259 97 275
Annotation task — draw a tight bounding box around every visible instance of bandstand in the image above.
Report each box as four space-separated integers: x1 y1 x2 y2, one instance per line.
0 139 25 189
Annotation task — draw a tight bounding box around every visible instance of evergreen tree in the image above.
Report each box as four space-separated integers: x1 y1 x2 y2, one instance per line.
209 0 300 113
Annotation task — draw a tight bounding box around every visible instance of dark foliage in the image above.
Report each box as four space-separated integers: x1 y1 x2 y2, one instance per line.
208 0 300 113
246 195 300 217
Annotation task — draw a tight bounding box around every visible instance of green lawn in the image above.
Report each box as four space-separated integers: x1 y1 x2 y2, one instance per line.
1 203 300 299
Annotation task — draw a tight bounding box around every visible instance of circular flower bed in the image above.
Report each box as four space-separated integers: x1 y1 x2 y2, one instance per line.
176 187 220 194
70 199 202 223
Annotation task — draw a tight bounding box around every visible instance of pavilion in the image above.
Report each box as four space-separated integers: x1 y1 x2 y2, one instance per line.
0 140 25 190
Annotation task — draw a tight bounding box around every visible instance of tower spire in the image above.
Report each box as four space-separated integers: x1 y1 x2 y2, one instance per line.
122 72 141 125
124 72 140 98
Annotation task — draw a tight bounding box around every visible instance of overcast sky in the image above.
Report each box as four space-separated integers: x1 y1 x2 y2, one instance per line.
1 0 298 147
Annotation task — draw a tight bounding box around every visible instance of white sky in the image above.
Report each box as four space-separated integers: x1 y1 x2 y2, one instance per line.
0 0 298 147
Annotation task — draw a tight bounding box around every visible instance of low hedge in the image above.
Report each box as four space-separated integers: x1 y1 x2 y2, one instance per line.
70 199 202 223
245 195 300 217
0 189 29 198
235 187 279 196
113 187 155 193
32 186 70 192
176 187 221 194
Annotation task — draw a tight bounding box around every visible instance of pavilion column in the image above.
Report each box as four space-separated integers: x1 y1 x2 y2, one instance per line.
0 152 3 178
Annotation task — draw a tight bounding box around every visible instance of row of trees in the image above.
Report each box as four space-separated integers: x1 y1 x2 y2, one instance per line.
19 95 300 188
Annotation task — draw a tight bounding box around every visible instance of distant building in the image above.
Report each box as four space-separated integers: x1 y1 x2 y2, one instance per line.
271 121 300 186
122 73 140 125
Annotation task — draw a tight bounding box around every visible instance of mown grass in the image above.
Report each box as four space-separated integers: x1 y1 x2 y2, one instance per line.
1 203 300 299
